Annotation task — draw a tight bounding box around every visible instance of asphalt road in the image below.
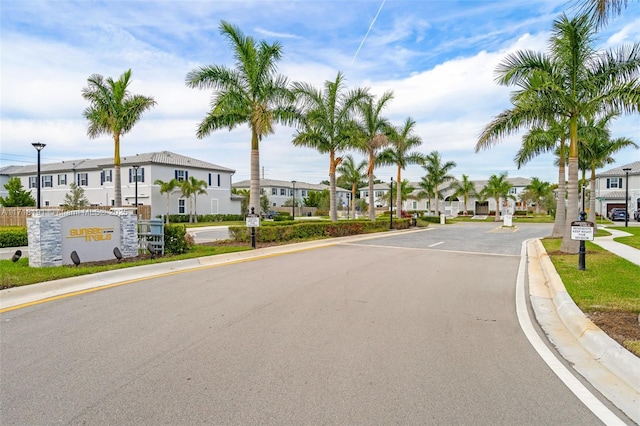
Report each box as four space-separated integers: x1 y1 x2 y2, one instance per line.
0 223 623 424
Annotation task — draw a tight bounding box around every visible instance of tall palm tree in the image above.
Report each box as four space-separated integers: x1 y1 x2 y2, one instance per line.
185 21 297 215
449 174 476 215
483 173 514 222
576 0 635 27
354 91 393 220
232 188 251 215
377 117 424 216
580 114 637 224
513 118 569 238
82 69 156 207
154 178 179 224
179 176 207 223
525 177 552 215
292 72 369 221
337 154 368 219
476 14 640 253
421 151 456 216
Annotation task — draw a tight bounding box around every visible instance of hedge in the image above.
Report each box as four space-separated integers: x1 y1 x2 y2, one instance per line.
0 228 28 248
228 219 411 243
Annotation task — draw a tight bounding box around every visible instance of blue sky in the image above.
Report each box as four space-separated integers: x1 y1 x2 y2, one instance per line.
1 0 638 185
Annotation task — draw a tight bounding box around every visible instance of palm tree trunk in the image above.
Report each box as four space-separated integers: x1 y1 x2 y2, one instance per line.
395 168 401 217
494 196 501 221
552 141 567 238
351 183 357 219
368 156 375 221
166 194 170 224
194 195 198 223
434 186 439 217
250 130 260 216
113 134 122 208
329 151 337 222
560 120 580 254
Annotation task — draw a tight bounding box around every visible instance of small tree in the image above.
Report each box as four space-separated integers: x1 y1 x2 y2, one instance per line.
0 177 35 207
260 192 270 214
62 182 89 210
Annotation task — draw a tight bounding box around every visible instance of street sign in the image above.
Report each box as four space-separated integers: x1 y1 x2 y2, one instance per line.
570 220 594 241
246 215 260 228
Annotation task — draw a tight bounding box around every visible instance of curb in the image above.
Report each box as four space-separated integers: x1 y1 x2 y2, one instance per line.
530 239 640 394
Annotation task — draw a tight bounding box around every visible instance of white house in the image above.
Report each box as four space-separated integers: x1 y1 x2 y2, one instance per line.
0 151 242 218
233 179 350 210
594 161 639 219
360 177 532 216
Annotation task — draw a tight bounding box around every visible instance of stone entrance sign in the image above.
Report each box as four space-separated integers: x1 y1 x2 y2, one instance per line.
27 209 137 267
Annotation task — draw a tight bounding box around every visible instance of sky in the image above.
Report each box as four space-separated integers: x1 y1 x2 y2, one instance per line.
1 0 639 186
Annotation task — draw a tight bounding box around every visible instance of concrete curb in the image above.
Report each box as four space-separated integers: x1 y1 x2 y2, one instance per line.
530 239 640 394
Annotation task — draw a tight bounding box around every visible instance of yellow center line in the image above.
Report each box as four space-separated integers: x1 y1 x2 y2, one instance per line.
0 243 336 314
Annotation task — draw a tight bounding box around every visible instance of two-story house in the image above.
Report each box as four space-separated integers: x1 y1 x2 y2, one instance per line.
233 179 350 210
0 151 242 218
594 161 639 219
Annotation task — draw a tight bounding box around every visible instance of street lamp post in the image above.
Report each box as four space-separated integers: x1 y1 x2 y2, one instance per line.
623 167 631 227
389 177 393 230
291 180 296 220
31 142 46 209
132 165 140 219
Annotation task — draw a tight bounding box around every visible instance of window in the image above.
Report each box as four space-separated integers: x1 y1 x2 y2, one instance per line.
509 187 517 195
606 178 622 189
290 189 294 196
175 170 188 181
129 167 144 183
217 174 221 187
77 173 88 186
363 191 368 198
178 199 185 214
101 169 112 184
271 188 277 195
280 188 286 195
375 191 384 197
58 174 67 185
42 175 53 188
29 176 37 188
44 200 50 206
302 190 307 197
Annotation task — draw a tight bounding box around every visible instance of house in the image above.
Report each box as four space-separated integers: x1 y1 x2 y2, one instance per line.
233 179 350 210
594 161 639 218
0 151 242 218
360 177 532 216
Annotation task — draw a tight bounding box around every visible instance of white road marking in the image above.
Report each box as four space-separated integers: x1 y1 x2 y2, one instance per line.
516 240 625 425
428 241 444 247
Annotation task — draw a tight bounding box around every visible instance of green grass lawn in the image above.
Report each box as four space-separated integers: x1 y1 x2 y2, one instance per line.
542 238 640 313
607 226 640 250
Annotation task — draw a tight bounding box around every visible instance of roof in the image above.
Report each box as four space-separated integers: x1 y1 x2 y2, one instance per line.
598 161 640 177
233 178 349 192
0 151 235 175
600 190 627 200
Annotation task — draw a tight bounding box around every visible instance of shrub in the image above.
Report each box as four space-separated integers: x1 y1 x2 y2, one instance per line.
164 224 193 254
0 228 28 248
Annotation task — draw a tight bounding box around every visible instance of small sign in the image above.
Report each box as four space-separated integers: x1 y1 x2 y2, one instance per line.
571 220 594 241
246 215 260 228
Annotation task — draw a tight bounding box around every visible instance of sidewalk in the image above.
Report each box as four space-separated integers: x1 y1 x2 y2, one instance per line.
591 225 640 266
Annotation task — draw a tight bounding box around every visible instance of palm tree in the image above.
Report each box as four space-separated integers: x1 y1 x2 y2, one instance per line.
483 173 514 222
525 177 552 215
580 114 637 224
421 151 456 216
449 175 476 215
179 177 207 223
354 91 393 220
475 14 640 253
82 69 156 207
154 178 179 224
232 188 251 215
416 176 439 214
377 117 424 216
337 154 368 219
513 118 569 238
576 0 635 27
292 72 369 221
383 179 415 212
185 21 297 216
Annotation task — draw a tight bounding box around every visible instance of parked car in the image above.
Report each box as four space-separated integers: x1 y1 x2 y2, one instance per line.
608 208 626 220
610 209 628 221
634 210 640 222
261 210 280 219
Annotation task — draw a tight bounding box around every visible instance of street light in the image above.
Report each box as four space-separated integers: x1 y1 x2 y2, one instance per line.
132 164 140 219
291 180 296 220
623 167 631 227
31 142 46 209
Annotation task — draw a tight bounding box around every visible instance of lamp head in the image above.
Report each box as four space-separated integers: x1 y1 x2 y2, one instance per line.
32 142 46 151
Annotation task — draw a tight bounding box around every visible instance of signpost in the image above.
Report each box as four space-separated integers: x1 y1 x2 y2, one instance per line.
571 214 594 270
246 207 260 249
